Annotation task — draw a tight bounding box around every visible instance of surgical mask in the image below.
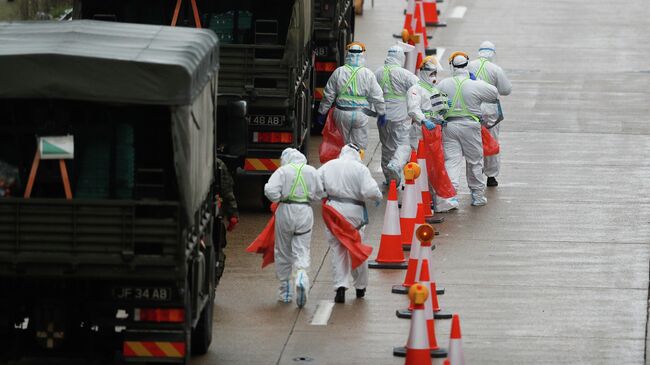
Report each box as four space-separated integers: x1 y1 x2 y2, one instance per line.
346 52 366 67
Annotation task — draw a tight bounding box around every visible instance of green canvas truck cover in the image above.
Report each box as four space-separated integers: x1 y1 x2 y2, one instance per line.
0 20 219 106
0 20 219 225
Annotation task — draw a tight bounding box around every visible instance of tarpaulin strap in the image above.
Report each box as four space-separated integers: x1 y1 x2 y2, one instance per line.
171 0 202 28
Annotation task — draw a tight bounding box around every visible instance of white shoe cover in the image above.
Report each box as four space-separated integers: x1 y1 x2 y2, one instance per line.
295 270 309 308
278 280 293 303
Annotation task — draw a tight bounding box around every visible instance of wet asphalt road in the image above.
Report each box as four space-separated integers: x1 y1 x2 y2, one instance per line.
199 0 650 364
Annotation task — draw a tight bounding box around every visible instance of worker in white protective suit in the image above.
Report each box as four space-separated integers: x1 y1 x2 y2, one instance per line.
407 56 449 150
436 52 499 209
468 41 512 187
264 148 325 308
318 144 382 303
406 56 450 208
317 42 386 151
374 45 419 185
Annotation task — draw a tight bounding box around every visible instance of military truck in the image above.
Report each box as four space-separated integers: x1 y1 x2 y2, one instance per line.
0 21 222 364
74 0 313 191
311 0 355 132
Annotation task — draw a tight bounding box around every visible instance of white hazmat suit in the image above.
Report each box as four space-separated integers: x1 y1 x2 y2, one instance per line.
374 45 419 184
407 58 448 150
318 46 386 150
264 148 325 306
436 54 499 208
318 145 382 300
468 41 512 181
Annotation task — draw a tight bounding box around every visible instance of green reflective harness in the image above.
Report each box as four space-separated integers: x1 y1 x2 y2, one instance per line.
443 77 480 123
381 65 406 101
283 163 309 203
337 65 366 103
418 81 442 119
476 58 491 83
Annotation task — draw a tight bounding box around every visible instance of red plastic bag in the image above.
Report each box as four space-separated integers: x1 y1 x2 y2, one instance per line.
245 203 278 268
421 125 456 199
482 126 500 156
319 109 344 163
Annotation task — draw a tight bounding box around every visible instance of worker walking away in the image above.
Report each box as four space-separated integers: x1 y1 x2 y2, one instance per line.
406 56 451 209
317 42 386 152
214 158 239 283
436 52 499 209
264 148 325 308
319 144 382 303
468 41 512 187
407 56 448 151
374 45 419 185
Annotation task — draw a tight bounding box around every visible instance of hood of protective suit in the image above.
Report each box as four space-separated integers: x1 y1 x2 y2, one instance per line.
384 45 405 67
346 52 366 67
418 64 437 86
338 145 362 162
478 41 496 61
280 148 307 166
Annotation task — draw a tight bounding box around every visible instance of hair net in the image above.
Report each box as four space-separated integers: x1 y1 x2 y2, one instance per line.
385 45 406 67
280 148 307 166
478 40 496 60
339 144 362 162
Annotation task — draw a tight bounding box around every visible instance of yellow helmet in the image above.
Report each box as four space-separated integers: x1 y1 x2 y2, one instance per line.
419 55 438 71
347 42 367 53
448 51 470 67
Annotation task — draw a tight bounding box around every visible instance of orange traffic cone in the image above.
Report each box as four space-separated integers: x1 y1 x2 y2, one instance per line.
416 140 444 224
449 314 465 365
393 205 444 295
393 283 432 364
400 162 420 249
369 180 407 269
393 0 416 38
423 0 447 27
394 226 447 359
414 0 437 56
396 224 451 320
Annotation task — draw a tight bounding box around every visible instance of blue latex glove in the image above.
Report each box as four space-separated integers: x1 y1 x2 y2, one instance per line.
374 199 382 208
469 72 477 80
317 113 327 126
377 114 387 128
423 119 436 130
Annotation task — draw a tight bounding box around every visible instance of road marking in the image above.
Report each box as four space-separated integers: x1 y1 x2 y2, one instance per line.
448 6 467 19
310 300 335 326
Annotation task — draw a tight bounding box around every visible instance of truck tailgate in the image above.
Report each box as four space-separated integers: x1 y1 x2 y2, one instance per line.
0 198 182 279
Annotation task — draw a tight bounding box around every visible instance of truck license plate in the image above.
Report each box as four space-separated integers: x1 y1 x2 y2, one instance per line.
113 287 172 301
249 115 286 126
314 47 329 57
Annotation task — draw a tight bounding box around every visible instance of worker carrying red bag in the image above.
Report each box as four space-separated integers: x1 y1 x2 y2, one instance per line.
436 52 499 209
318 144 382 304
406 56 456 206
248 148 324 309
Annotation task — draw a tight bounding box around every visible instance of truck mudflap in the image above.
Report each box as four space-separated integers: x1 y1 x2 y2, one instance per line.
122 330 187 362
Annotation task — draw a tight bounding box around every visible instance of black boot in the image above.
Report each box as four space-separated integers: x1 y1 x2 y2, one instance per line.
334 287 346 303
487 177 498 187
355 288 366 298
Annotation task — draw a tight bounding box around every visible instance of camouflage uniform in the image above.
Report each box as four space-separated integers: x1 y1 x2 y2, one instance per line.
216 158 239 220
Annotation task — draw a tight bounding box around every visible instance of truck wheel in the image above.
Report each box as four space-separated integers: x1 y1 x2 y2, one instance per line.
191 295 213 355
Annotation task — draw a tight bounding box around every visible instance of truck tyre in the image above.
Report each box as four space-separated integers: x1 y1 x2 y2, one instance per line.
192 239 215 355
191 296 213 355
